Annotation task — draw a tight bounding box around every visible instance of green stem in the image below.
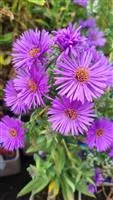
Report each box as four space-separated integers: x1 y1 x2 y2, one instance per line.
78 192 82 200
30 106 48 123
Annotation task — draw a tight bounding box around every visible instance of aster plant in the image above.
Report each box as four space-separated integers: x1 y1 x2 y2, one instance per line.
1 8 113 200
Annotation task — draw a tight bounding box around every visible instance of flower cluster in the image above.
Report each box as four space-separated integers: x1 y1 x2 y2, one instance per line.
80 16 106 47
1 29 50 151
0 22 113 156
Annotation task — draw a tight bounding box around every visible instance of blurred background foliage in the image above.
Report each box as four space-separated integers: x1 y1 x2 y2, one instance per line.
0 0 113 50
0 0 113 113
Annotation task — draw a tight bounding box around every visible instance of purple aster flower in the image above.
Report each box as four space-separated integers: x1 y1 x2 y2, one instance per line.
48 96 94 135
53 23 87 55
12 29 52 69
13 64 49 109
73 0 88 7
0 116 25 151
86 118 113 152
79 17 96 28
88 27 106 47
55 50 111 103
4 80 28 115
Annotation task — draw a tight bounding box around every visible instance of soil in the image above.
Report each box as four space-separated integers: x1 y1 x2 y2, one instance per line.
34 192 106 200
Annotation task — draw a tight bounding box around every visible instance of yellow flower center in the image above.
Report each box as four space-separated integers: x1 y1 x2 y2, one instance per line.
29 48 40 57
9 128 17 137
96 128 104 137
75 67 89 82
28 79 37 92
65 109 77 120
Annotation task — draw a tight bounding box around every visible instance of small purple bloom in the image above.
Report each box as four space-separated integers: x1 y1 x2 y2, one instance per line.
88 168 103 193
48 96 94 135
13 64 49 109
4 80 28 115
73 0 88 7
79 17 96 28
88 27 106 47
94 168 104 186
0 116 25 151
86 118 113 152
12 29 52 69
53 23 87 55
55 50 111 103
88 184 96 193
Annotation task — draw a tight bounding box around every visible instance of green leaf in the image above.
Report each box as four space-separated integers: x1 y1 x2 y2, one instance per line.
30 177 50 196
75 172 82 184
33 154 53 177
52 145 66 176
86 177 95 185
18 178 40 197
0 33 13 44
109 51 113 62
27 165 38 177
34 154 41 170
26 145 39 153
61 176 74 200
63 173 75 192
18 175 50 197
26 0 46 6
